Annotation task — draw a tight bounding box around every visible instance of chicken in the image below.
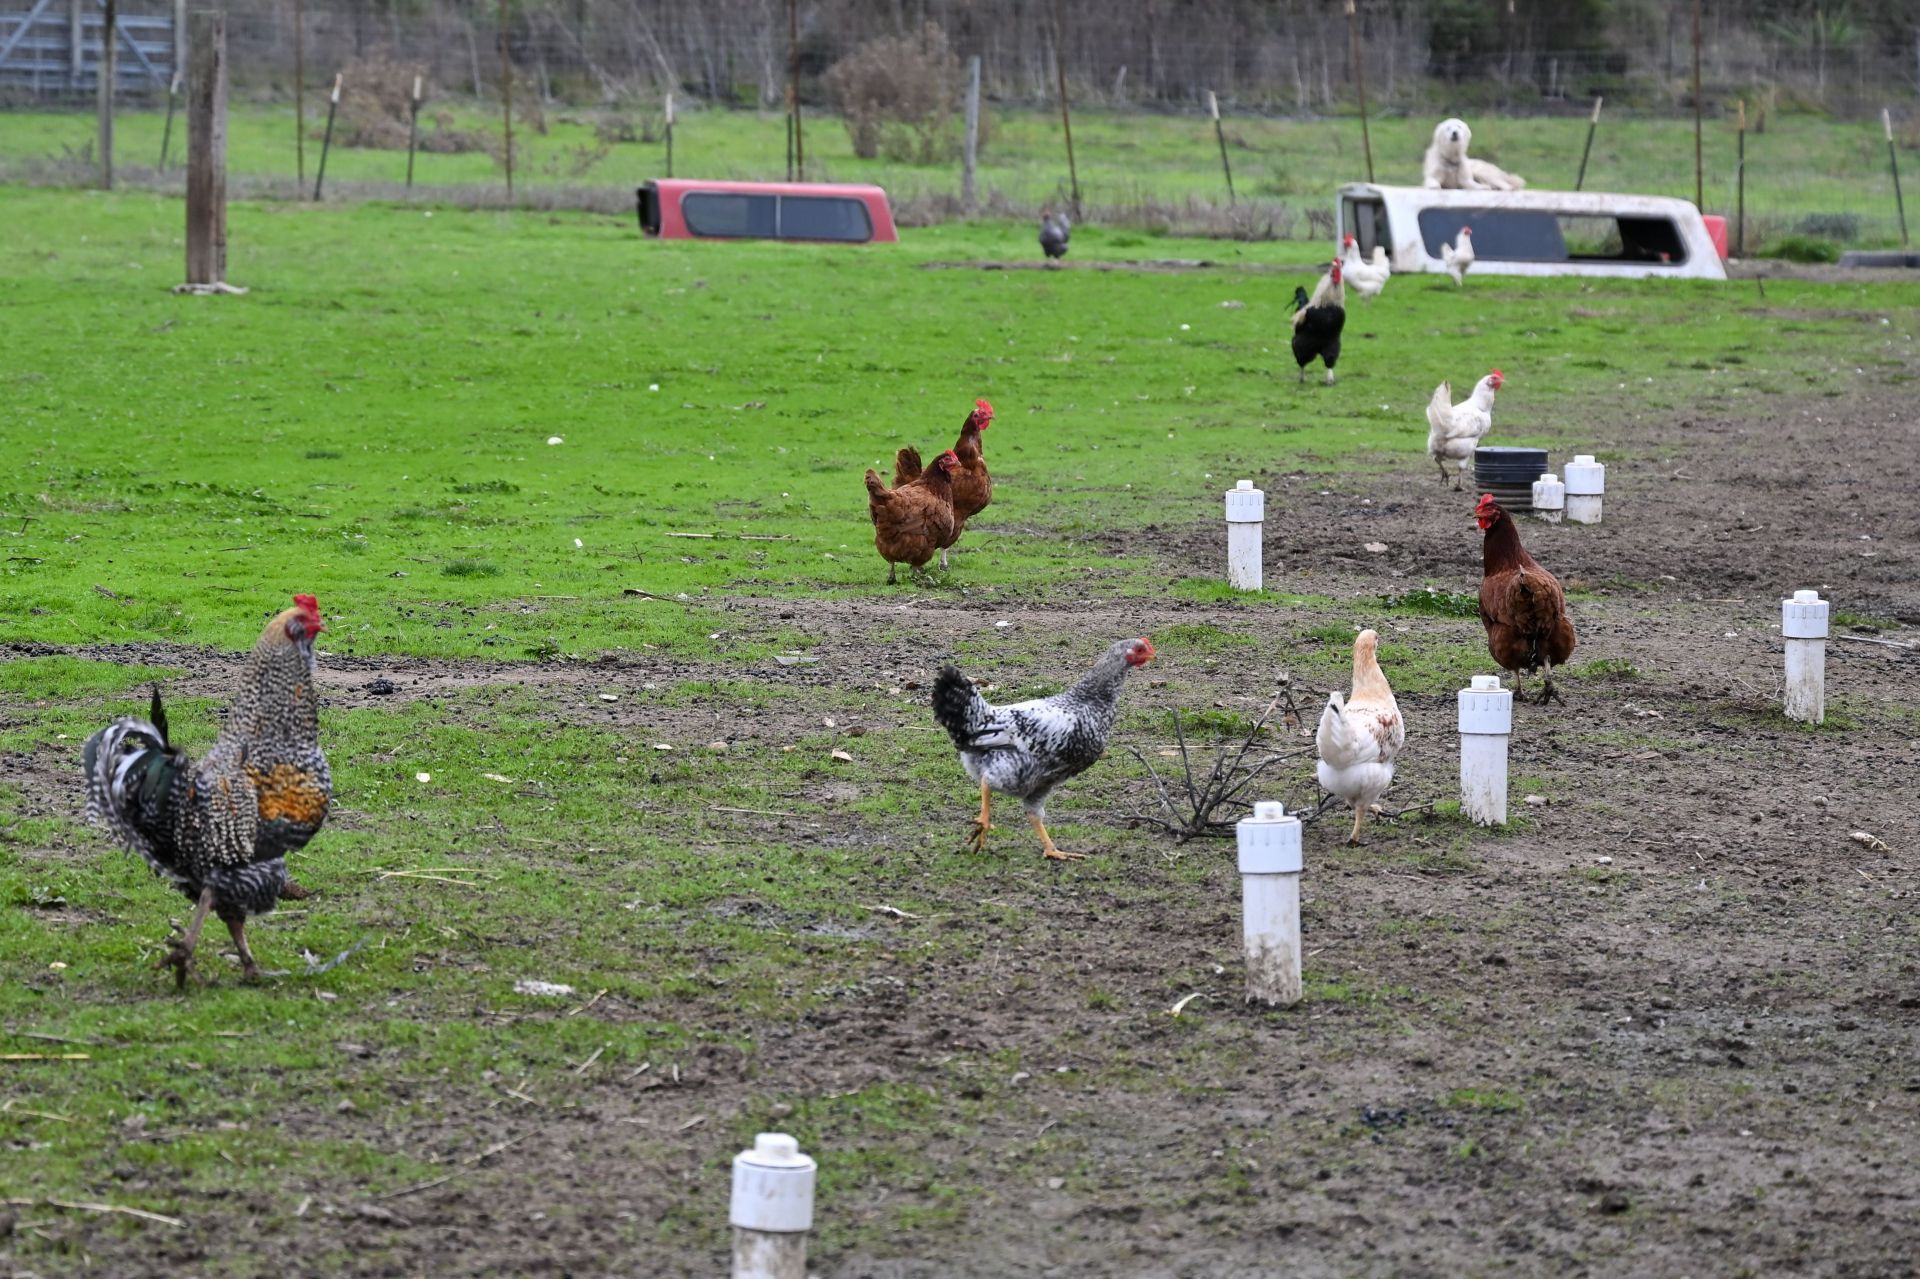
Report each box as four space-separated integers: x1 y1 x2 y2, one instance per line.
1475 494 1577 704
1339 234 1390 299
1290 259 1346 385
892 398 993 570
1039 209 1070 260
1315 629 1405 846
865 449 958 583
933 637 1154 861
1426 369 1503 488
82 595 331 986
1442 226 1475 285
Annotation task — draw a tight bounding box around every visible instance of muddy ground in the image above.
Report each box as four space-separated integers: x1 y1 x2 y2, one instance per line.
5 374 1919 1278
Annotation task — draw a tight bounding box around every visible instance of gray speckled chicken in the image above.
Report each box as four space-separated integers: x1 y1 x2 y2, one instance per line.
83 594 331 986
932 637 1154 861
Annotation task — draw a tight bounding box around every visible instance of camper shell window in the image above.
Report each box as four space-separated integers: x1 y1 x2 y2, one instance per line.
1417 208 1688 266
679 192 874 242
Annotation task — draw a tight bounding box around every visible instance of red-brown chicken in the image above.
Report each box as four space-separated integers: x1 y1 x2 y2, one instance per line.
865 450 960 583
893 398 994 569
1475 493 1576 703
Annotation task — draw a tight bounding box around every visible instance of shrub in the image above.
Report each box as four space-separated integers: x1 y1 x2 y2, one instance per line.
823 22 984 164
1760 233 1840 263
323 53 492 155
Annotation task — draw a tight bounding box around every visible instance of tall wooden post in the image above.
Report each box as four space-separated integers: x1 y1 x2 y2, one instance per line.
184 9 227 288
664 90 674 178
1888 108 1910 247
1052 0 1080 218
787 0 802 180
1346 0 1373 183
499 0 514 197
68 0 82 88
294 0 305 187
961 55 980 213
171 0 183 88
97 0 117 189
1209 90 1235 203
406 74 421 188
1574 94 1602 190
1735 100 1746 256
1691 0 1703 210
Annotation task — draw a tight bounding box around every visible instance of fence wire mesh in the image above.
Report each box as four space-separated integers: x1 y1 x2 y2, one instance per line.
2 0 1914 250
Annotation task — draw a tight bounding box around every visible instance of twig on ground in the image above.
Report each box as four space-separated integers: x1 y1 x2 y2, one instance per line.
861 903 921 919
1 1197 182 1227
1125 694 1308 843
1839 634 1915 651
372 1134 530 1202
0 1053 90 1061
571 1044 607 1076
565 988 609 1017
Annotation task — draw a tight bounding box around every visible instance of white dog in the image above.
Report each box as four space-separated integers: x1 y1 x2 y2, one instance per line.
1423 118 1526 192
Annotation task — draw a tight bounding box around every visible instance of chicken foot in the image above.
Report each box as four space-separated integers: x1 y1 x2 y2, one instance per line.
1028 813 1087 862
1539 658 1565 706
157 885 216 990
965 781 995 853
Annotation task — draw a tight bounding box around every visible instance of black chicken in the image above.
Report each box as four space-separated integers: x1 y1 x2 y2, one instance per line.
1039 209 1070 260
1290 258 1346 385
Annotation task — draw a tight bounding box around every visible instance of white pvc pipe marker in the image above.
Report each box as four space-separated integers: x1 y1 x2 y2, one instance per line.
1531 472 1565 524
1458 675 1512 826
1563 454 1605 524
731 1133 816 1279
1237 801 1302 1007
1782 589 1829 725
1224 479 1264 591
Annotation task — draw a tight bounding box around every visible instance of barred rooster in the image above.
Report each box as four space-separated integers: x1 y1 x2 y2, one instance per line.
83 595 331 986
933 637 1154 861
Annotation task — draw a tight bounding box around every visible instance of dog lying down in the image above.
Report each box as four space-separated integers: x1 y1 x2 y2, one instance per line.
1423 118 1526 191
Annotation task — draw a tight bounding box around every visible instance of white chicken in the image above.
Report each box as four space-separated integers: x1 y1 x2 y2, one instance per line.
1315 629 1405 846
1338 234 1391 299
1425 369 1503 488
1441 226 1475 285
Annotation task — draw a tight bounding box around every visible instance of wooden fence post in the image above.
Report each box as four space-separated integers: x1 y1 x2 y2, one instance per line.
1052 0 1080 218
294 0 305 187
68 0 82 87
183 9 228 289
97 0 117 189
498 0 514 197
961 55 980 213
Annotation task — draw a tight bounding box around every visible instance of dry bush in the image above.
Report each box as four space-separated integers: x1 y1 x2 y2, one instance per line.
323 54 492 154
823 21 981 164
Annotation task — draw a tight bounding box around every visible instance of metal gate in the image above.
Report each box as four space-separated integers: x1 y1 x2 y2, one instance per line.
0 0 178 95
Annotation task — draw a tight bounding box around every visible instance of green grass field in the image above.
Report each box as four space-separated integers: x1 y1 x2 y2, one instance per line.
1 102 1909 245
3 186 1918 1273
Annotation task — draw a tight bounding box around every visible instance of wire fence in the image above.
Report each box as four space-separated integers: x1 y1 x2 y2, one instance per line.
1 0 1915 250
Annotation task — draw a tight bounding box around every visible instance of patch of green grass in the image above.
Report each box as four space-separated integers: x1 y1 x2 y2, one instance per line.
441 558 504 577
1379 587 1481 618
1445 1086 1525 1113
1574 657 1641 681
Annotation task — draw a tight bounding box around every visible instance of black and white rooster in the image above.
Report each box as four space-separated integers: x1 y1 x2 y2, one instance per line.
1039 209 1070 261
1290 257 1346 385
933 637 1154 861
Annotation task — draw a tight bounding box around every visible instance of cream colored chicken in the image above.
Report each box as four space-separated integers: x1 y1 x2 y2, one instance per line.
1425 370 1503 489
1315 629 1405 846
1338 234 1391 299
1441 226 1475 285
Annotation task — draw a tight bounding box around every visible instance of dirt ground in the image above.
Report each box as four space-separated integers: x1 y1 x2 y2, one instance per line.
6 373 1919 1278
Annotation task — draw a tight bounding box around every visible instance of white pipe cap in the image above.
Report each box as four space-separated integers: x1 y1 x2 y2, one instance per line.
1563 455 1606 495
731 1132 816 1233
1459 678 1514 734
1782 590 1829 639
1225 483 1264 523
1237 802 1301 874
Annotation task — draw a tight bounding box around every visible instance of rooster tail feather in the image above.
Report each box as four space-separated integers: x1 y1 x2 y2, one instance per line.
81 716 178 850
149 684 170 747
1315 691 1356 760
932 665 990 750
893 446 924 487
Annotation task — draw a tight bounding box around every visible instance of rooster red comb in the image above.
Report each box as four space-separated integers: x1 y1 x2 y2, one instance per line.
937 449 961 468
1489 368 1505 387
973 397 994 427
293 593 322 622
1475 493 1498 514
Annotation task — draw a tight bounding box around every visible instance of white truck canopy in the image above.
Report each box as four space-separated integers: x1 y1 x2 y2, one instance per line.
1337 183 1728 281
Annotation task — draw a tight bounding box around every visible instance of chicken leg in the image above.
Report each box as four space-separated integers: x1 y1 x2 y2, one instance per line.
939 547 950 571
1347 805 1368 846
887 563 899 585
157 885 216 989
226 917 263 981
965 780 995 853
1027 812 1087 862
1540 657 1564 706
